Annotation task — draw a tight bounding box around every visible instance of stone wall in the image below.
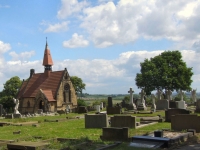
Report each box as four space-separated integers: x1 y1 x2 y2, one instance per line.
171 114 200 132
100 127 129 141
111 115 136 128
85 114 108 128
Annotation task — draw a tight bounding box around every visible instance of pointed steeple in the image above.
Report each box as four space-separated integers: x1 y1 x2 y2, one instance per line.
43 38 53 72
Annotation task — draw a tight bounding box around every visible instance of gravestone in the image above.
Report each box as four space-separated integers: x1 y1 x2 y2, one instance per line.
195 100 200 113
111 115 136 128
191 89 197 103
137 89 147 110
85 114 108 128
127 88 137 110
95 105 100 113
171 114 200 132
156 100 169 110
121 100 126 108
169 101 177 108
165 108 191 122
78 106 88 113
100 127 129 141
100 102 104 110
176 90 186 109
108 97 113 107
0 104 3 117
151 94 156 112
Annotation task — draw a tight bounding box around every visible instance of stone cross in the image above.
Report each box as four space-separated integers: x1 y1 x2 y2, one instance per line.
165 89 172 100
191 89 197 102
151 94 156 105
156 89 162 100
128 88 134 104
178 90 185 101
140 89 146 103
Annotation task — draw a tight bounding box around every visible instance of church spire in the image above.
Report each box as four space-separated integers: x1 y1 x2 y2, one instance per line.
43 37 53 72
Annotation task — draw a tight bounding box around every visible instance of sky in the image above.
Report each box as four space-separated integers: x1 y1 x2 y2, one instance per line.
1 0 200 94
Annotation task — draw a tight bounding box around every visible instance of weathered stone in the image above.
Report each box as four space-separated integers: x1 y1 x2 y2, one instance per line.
165 109 191 122
111 115 136 128
100 127 129 141
108 97 113 107
156 100 169 110
85 114 108 128
171 114 200 133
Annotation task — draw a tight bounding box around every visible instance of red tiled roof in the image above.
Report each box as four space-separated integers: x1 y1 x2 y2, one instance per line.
17 80 28 99
18 70 64 98
43 43 53 66
42 89 56 101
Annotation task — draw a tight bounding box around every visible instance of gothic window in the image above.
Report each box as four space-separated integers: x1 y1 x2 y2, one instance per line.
64 84 70 91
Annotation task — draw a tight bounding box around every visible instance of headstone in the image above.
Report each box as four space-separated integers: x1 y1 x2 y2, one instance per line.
165 108 191 122
151 94 156 112
100 127 129 141
111 115 136 128
178 90 185 101
191 89 197 103
176 101 186 109
85 114 108 128
100 102 104 110
156 89 163 101
165 90 172 100
171 114 200 133
95 105 100 113
195 100 200 113
78 106 88 113
127 87 137 110
0 104 3 117
108 97 113 107
137 89 147 111
156 100 169 110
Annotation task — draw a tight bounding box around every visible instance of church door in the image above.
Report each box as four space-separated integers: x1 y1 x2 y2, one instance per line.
39 100 44 111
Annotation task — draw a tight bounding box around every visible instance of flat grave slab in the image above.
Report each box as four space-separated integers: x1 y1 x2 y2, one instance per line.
7 141 49 150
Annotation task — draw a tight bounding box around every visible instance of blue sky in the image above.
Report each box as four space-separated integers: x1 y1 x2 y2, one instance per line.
1 0 200 94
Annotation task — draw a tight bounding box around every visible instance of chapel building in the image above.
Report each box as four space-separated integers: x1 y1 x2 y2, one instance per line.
17 41 77 114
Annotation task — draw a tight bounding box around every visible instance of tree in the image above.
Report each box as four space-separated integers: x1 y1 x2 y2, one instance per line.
0 76 22 111
70 76 86 95
135 51 193 95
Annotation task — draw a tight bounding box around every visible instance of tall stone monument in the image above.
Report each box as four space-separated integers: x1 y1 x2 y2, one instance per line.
191 89 197 103
177 90 186 109
137 89 147 110
156 89 169 110
127 88 137 110
151 94 156 112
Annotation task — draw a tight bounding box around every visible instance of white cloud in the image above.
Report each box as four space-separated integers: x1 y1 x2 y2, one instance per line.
0 50 199 94
57 0 88 19
0 41 11 53
63 33 89 48
9 51 35 61
43 21 69 33
0 5 10 8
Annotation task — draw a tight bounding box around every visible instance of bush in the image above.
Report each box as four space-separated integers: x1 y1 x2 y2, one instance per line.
77 99 87 106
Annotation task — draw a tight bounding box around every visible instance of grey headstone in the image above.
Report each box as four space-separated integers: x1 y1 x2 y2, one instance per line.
0 104 3 117
108 97 113 107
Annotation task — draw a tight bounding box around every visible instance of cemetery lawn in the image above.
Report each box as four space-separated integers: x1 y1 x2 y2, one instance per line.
0 113 170 141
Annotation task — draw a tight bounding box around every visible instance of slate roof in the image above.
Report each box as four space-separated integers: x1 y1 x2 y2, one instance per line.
17 70 65 99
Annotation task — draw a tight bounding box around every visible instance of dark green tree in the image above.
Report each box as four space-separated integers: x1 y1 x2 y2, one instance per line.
135 51 193 95
70 76 86 95
0 76 22 111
